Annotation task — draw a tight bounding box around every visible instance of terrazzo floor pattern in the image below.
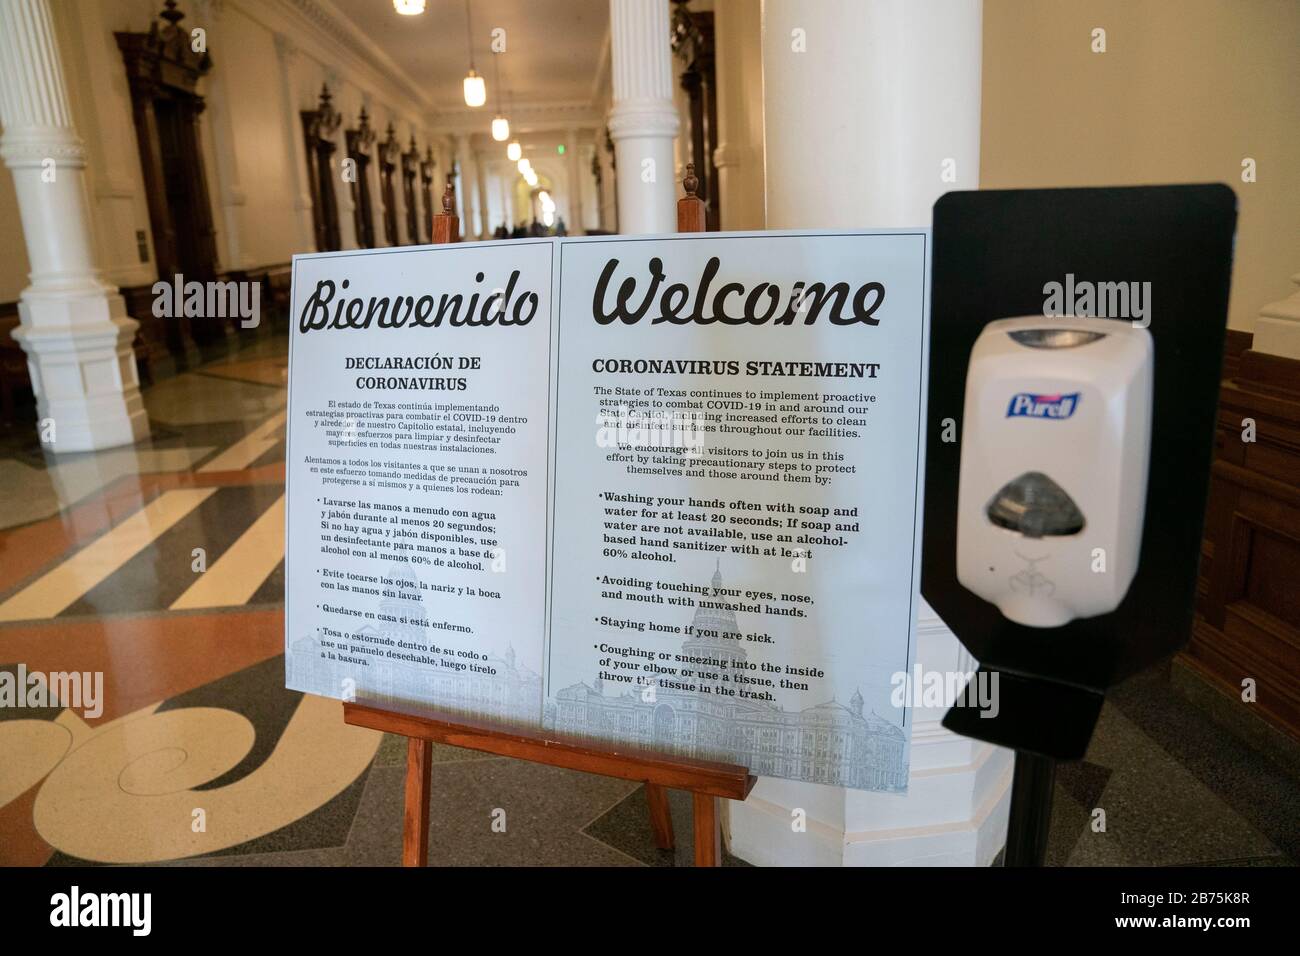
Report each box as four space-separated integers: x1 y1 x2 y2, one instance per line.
0 328 1295 867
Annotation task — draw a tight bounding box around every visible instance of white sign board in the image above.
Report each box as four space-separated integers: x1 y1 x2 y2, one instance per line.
285 231 928 792
285 241 554 723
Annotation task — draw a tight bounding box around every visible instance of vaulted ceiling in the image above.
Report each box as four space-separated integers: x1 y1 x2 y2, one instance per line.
328 0 611 129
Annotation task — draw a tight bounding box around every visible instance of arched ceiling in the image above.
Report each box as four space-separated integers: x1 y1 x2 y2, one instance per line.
327 0 611 127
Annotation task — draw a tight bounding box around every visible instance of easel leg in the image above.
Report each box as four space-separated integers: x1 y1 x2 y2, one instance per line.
692 793 722 867
1004 750 1056 867
644 784 674 850
403 737 432 867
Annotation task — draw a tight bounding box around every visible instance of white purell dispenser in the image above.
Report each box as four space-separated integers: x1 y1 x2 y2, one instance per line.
956 316 1153 627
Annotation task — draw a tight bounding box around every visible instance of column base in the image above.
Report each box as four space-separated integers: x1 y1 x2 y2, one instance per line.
725 734 1013 866
1253 275 1300 360
11 287 150 453
724 617 1014 866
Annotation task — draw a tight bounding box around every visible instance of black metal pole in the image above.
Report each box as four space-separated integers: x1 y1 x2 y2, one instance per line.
1004 750 1056 866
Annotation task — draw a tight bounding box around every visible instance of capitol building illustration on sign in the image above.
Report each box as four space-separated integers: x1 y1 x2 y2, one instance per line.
548 566 908 792
288 565 907 792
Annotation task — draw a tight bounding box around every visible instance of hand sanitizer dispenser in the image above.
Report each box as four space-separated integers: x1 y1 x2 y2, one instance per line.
956 316 1153 627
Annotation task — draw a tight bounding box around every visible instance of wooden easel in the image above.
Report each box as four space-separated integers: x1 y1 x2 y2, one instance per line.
342 171 754 866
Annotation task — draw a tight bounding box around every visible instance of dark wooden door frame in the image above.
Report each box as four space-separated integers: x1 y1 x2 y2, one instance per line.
116 1 219 283
302 85 343 253
420 146 437 243
345 108 377 249
379 123 400 247
401 136 421 244
671 0 719 231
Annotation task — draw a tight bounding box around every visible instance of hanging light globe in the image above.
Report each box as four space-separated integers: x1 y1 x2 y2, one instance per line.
491 115 510 142
517 157 531 174
507 140 522 162
463 69 486 108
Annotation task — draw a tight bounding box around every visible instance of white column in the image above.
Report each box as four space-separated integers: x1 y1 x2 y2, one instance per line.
724 0 1012 867
454 134 479 240
474 149 491 240
607 0 679 234
273 34 316 253
1254 272 1300 359
493 162 511 234
763 0 983 229
0 0 148 453
565 127 586 235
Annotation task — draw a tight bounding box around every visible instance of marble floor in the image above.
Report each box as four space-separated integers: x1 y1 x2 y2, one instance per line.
0 329 1295 867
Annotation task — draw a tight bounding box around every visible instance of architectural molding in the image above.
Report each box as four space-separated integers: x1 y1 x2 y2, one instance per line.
1254 272 1300 360
0 132 88 167
277 0 432 111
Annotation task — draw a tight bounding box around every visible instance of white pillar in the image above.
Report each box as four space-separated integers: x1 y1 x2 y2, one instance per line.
0 0 148 453
607 0 679 234
763 0 983 229
454 134 479 240
724 0 1013 868
495 162 512 232
1254 272 1300 359
474 149 491 240
565 127 585 235
273 34 316 253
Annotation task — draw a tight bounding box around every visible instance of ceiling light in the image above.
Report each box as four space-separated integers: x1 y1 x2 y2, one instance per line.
463 70 486 108
517 157 531 174
492 115 510 142
507 140 522 162
461 1 485 107
393 0 425 14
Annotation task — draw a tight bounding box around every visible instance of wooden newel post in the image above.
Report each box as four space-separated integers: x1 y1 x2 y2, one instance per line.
677 163 707 233
433 183 459 244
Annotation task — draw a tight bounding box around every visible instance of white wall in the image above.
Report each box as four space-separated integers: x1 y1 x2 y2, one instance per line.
712 0 764 231
981 0 1300 332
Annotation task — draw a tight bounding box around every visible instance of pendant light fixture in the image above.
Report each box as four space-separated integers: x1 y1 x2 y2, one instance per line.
461 0 486 108
490 53 510 141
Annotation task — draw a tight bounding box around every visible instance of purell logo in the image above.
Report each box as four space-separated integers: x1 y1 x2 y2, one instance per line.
1007 392 1080 419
